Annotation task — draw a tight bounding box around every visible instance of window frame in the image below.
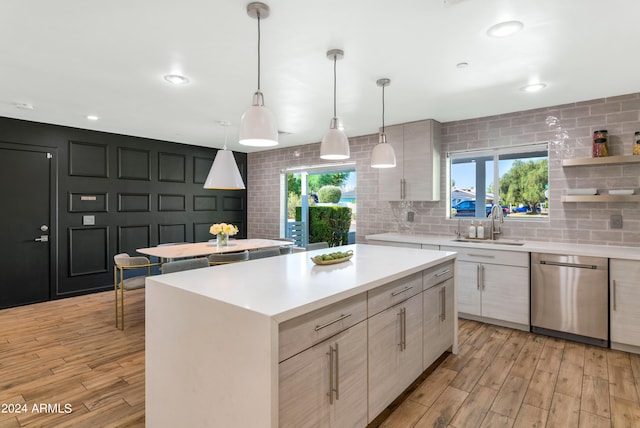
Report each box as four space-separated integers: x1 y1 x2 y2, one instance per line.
447 142 549 220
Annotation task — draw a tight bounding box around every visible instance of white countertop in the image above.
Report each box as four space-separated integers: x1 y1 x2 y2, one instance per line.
366 232 640 261
146 243 456 322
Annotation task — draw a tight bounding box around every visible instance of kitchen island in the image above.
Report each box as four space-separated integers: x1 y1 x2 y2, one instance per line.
146 243 457 427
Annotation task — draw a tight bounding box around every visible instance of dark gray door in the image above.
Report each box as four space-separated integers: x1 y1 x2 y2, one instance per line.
0 146 52 308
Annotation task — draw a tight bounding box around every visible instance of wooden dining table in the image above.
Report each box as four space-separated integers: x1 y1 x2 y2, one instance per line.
136 238 293 259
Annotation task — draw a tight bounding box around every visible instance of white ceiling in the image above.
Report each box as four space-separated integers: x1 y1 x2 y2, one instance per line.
2 0 639 153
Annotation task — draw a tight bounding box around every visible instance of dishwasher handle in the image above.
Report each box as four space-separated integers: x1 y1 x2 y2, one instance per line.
539 260 598 270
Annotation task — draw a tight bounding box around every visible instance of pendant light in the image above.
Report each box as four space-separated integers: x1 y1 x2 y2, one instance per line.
204 122 246 190
238 2 278 147
371 78 397 168
320 49 350 160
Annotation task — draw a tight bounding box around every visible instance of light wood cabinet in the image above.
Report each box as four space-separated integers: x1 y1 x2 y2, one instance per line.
610 259 640 351
279 321 368 428
456 261 482 316
441 246 529 329
368 293 423 422
482 265 529 324
278 258 457 427
378 120 441 201
279 293 367 362
423 277 454 368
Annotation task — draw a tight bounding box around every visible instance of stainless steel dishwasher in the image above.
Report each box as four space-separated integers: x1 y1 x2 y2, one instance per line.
531 253 608 347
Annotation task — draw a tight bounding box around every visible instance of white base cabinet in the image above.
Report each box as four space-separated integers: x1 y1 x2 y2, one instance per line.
441 246 529 329
610 259 640 351
279 321 368 428
424 277 454 368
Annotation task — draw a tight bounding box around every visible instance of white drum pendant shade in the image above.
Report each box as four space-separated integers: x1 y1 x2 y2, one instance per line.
371 133 396 168
203 149 246 190
239 91 278 147
320 117 350 160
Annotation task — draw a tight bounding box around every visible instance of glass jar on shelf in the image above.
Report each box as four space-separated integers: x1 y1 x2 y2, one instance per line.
592 130 609 157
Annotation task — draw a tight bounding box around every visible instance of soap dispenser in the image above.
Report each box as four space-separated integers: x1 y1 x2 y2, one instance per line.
477 222 485 239
468 221 476 239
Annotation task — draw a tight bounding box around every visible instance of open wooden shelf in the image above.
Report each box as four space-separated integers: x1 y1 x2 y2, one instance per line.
562 155 640 167
561 194 640 203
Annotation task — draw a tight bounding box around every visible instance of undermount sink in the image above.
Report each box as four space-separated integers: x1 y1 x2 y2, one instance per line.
451 238 525 246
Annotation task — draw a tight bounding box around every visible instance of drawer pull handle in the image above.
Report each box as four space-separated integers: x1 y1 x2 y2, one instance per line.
391 286 413 297
468 253 495 259
315 313 352 331
434 269 451 277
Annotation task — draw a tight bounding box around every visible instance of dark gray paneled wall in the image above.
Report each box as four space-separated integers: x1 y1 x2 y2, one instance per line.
0 116 247 298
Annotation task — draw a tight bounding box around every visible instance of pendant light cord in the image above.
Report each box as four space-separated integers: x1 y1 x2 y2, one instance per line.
220 121 231 150
333 54 337 118
381 84 385 134
257 13 261 91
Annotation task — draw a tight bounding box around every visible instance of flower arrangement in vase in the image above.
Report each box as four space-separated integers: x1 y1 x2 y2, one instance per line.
209 223 239 247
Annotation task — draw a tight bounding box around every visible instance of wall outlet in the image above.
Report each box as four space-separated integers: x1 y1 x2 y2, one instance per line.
610 214 623 229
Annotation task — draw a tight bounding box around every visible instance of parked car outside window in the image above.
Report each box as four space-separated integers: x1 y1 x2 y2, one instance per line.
452 201 508 217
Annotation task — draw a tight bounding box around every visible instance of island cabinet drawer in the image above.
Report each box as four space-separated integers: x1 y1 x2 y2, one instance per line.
440 246 528 267
367 272 422 317
423 261 454 290
279 293 367 362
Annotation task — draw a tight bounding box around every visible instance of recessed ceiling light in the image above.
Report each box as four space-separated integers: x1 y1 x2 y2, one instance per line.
164 74 190 85
86 115 99 121
487 20 524 37
521 83 547 93
456 62 469 69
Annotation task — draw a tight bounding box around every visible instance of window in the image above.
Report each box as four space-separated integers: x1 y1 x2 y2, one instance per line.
448 143 548 219
280 163 356 246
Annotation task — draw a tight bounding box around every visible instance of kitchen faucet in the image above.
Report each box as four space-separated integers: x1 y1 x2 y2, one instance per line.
489 205 504 240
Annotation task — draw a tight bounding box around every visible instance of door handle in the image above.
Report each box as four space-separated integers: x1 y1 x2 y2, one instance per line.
326 343 339 404
35 235 49 242
327 345 334 404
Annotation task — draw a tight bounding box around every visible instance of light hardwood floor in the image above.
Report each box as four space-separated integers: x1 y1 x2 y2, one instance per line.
1 290 639 427
382 319 640 428
0 290 145 428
